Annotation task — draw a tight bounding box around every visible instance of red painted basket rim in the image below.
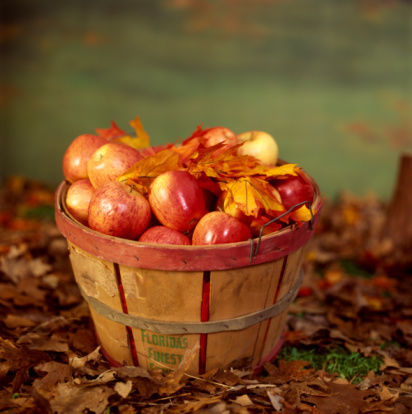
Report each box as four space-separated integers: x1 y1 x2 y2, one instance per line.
55 171 322 271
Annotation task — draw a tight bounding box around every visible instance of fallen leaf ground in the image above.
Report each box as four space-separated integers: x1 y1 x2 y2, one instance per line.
0 177 411 413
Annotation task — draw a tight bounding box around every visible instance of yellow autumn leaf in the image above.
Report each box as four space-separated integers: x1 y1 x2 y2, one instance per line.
220 179 260 217
290 204 314 222
220 177 285 218
130 116 150 146
249 163 299 179
117 148 182 194
113 135 143 149
249 177 284 214
114 116 150 150
222 192 241 218
188 142 299 180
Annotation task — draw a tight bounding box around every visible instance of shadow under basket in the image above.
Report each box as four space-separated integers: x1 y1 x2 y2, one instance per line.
55 176 322 375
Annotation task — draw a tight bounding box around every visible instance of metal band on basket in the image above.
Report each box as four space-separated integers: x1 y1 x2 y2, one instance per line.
78 270 304 335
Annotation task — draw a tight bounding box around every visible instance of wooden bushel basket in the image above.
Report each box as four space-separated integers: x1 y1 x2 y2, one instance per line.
55 172 321 375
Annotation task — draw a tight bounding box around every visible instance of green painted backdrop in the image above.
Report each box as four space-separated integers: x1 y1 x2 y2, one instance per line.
1 0 411 199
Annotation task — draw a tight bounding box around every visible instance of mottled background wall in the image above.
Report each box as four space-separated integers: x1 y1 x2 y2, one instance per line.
1 0 411 199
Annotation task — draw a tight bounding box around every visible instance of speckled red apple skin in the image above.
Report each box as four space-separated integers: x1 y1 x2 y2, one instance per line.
192 211 252 245
139 226 191 245
87 142 143 188
149 170 207 233
63 134 107 182
88 181 151 239
65 178 94 225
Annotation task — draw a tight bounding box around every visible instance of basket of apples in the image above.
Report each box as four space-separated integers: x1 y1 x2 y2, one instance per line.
55 117 322 374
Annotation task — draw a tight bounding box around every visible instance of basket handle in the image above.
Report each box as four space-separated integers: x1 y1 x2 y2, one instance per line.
249 200 314 263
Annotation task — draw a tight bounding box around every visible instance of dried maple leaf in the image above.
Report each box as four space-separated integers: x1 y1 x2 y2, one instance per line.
187 141 298 180
178 138 307 223
17 332 69 353
95 120 126 139
303 382 376 414
264 360 314 384
182 123 204 143
0 337 50 392
33 361 71 396
112 116 150 150
114 135 147 150
174 135 202 163
187 144 257 179
49 382 113 414
117 148 183 195
129 116 150 148
219 177 285 218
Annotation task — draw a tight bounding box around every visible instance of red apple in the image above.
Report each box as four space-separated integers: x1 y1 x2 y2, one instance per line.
272 175 314 210
63 134 107 182
88 181 151 239
192 211 252 245
202 127 237 147
139 226 191 245
87 142 144 188
237 130 279 166
65 178 94 225
148 170 207 233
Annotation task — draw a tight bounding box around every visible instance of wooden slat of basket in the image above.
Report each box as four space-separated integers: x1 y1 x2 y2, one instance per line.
250 257 287 367
258 247 305 360
68 244 133 365
119 266 204 372
205 259 285 372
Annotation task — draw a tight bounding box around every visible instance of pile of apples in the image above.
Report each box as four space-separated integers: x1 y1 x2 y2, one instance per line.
62 125 314 246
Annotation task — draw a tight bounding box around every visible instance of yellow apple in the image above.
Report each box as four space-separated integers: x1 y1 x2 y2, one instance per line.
237 130 279 166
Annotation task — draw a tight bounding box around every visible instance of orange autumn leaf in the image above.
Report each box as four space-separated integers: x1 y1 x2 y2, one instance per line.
95 121 126 139
220 177 285 218
117 147 183 194
174 137 202 164
115 116 151 150
181 124 204 144
188 143 299 180
188 144 257 179
130 116 150 146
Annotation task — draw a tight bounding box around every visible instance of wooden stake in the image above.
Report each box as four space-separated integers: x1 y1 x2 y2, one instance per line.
385 153 412 261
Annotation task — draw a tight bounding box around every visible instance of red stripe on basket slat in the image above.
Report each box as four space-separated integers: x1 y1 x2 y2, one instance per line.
199 270 211 374
259 256 288 360
114 263 139 367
